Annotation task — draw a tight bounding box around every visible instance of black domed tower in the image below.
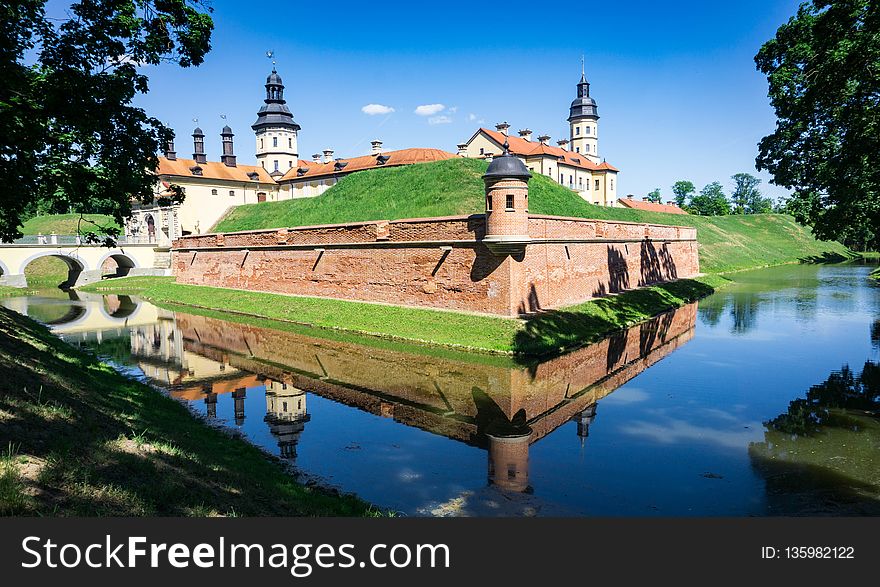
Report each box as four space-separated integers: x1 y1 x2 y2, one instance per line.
568 68 600 162
252 68 301 176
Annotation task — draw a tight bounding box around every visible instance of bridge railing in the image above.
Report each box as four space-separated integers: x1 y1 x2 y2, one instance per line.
0 235 157 246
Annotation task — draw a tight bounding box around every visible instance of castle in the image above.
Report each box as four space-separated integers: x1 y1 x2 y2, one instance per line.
126 65 620 246
458 68 619 207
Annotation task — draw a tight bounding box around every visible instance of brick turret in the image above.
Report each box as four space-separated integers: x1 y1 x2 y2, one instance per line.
482 139 532 255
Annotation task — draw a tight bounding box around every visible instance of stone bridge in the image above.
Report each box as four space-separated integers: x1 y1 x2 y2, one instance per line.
0 236 170 288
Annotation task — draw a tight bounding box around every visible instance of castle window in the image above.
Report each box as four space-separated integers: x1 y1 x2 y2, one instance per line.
211 189 218 195
260 139 264 149
229 190 235 197
288 138 292 148
273 137 278 148
586 144 590 153
274 160 279 172
610 179 614 190
479 147 484 155
585 126 591 135
594 179 600 190
505 194 514 211
486 195 493 211
289 161 293 168
260 161 265 168
575 127 580 135
575 147 580 153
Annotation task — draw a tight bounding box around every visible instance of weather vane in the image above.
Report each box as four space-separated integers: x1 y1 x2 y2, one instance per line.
220 114 227 120
266 50 276 67
192 117 198 124
581 54 585 76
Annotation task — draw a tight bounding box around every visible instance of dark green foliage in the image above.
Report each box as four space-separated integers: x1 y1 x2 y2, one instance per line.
671 180 695 208
646 188 662 203
731 173 772 214
690 182 731 216
755 0 880 250
0 0 213 242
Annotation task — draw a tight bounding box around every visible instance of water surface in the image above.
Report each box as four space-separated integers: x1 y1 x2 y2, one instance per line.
4 263 878 515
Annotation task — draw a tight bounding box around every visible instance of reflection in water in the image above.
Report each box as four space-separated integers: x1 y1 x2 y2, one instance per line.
3 262 877 515
749 361 880 515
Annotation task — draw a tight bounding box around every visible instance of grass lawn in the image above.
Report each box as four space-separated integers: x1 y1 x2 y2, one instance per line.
0 305 373 516
20 213 120 236
80 274 729 358
213 158 849 274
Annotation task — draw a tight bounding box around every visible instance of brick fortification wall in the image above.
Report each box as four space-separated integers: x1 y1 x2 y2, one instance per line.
172 215 699 317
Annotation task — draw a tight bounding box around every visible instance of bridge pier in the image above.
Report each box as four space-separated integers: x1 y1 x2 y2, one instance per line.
0 273 27 288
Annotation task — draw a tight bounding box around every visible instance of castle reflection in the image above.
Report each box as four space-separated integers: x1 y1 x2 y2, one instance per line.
132 301 695 493
35 292 696 497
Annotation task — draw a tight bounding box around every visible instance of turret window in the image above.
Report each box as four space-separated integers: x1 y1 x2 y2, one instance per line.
505 194 514 211
273 137 278 148
274 160 279 172
585 127 591 135
288 138 292 148
610 179 614 190
575 127 580 135
260 139 264 149
486 195 493 211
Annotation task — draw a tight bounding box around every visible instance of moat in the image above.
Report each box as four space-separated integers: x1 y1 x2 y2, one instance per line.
4 262 879 516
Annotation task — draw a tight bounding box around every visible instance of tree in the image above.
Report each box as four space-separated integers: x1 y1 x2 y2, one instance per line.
646 188 662 203
755 0 880 250
731 173 760 214
689 182 731 216
671 180 695 208
0 0 213 243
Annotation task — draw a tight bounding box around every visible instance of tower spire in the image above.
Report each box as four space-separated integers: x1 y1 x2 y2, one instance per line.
581 54 585 81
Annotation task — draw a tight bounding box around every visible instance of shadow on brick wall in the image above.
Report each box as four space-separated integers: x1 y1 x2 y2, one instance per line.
639 239 678 286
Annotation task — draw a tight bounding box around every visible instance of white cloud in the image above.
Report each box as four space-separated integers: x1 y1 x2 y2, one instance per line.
468 113 477 121
361 103 395 115
428 115 453 125
415 103 446 116
448 106 458 114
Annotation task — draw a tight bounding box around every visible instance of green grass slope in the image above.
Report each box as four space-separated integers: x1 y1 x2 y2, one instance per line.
0 305 372 516
20 214 119 235
213 158 848 273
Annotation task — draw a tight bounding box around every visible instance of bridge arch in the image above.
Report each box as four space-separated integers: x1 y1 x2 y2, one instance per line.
97 250 139 278
0 258 8 278
19 251 90 288
100 294 140 319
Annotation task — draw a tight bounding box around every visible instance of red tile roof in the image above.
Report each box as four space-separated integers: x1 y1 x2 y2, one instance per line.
477 128 619 172
618 198 688 215
280 148 456 182
157 157 276 183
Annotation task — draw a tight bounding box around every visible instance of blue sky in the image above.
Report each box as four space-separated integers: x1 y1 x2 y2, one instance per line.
57 0 802 200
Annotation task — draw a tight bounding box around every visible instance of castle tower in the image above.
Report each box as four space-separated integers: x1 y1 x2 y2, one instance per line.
252 68 301 177
568 65 600 164
482 139 532 256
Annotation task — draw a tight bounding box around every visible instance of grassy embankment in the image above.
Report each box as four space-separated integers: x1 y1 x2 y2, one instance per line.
214 158 851 274
0 304 372 516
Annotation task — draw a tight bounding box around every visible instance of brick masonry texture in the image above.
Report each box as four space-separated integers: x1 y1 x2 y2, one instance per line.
172 215 699 316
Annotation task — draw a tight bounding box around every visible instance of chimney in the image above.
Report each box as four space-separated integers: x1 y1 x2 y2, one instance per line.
518 129 532 141
370 139 383 155
456 143 468 156
642 197 650 202
537 134 551 145
164 136 176 160
192 127 206 164
495 121 510 136
556 138 569 150
322 149 334 163
627 194 634 199
667 200 678 207
312 153 321 163
220 125 236 167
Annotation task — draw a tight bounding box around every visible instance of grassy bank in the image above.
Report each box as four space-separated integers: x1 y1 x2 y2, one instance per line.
213 158 848 273
0 305 372 516
20 213 119 235
81 274 729 358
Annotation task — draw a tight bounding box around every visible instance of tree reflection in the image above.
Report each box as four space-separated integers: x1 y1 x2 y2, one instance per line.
749 361 880 514
729 295 759 335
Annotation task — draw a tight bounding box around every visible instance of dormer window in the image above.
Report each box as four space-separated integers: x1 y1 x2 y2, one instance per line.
297 167 309 176
247 171 259 180
334 160 348 171
189 165 202 176
376 154 391 165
